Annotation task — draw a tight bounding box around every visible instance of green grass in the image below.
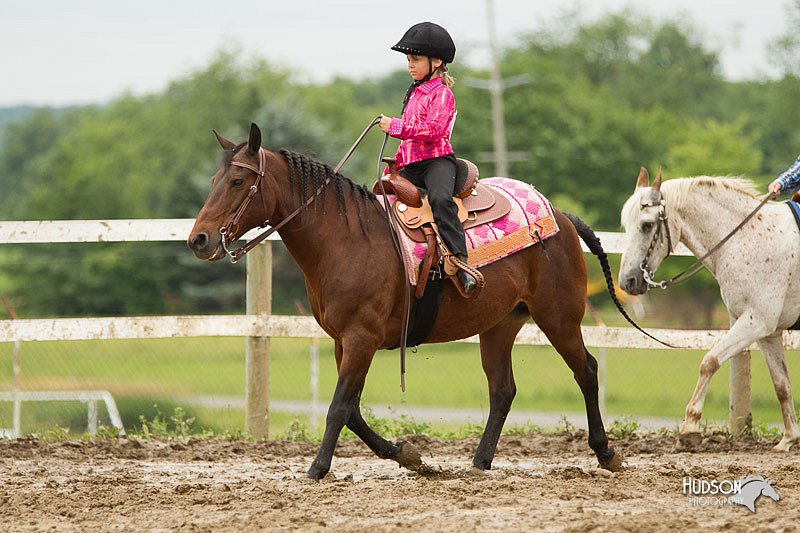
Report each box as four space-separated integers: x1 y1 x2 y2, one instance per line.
1 337 798 438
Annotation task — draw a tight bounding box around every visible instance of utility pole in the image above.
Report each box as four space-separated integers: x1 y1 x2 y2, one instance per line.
464 0 530 177
486 0 509 178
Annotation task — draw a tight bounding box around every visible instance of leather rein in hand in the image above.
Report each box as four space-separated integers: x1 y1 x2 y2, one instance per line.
639 191 776 290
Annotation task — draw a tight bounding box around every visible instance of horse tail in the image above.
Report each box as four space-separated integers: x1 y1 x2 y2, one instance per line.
562 212 675 348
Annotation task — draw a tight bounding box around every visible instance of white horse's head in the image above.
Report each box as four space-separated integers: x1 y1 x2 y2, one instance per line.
618 167 671 295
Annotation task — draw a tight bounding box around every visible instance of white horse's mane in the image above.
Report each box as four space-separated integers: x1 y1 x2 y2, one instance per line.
622 176 760 227
662 176 760 207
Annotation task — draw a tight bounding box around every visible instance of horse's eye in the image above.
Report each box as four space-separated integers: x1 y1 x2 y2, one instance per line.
641 222 654 233
231 179 244 188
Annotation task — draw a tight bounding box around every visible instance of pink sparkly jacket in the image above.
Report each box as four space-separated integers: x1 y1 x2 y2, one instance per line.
387 77 456 170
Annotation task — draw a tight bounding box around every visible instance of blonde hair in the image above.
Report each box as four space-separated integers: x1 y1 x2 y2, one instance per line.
436 64 456 87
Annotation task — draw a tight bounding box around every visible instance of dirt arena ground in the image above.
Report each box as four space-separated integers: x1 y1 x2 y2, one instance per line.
1 432 798 532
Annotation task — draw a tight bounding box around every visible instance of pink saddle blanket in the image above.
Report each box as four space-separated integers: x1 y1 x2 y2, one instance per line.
381 177 560 285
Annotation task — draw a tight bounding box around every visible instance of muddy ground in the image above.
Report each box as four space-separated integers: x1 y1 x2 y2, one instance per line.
1 432 798 532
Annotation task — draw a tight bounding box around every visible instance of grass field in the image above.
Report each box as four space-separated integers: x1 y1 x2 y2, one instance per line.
1 336 798 438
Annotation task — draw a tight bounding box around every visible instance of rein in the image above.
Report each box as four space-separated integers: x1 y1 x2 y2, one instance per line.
373 133 413 392
639 192 775 290
220 117 382 263
218 117 418 391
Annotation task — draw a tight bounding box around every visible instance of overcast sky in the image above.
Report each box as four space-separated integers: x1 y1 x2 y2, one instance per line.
0 0 791 107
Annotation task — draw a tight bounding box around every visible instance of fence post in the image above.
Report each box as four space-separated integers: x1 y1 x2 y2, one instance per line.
87 400 98 436
729 349 752 435
245 241 272 438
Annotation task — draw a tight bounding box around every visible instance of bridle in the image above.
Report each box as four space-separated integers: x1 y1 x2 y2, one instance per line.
219 147 271 262
213 117 417 391
220 146 314 264
638 190 774 290
218 118 382 263
637 196 674 290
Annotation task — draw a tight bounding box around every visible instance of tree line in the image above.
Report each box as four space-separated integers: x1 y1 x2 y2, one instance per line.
1 7 798 321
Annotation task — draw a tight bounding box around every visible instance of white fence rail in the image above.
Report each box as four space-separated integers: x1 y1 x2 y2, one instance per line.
1 219 785 437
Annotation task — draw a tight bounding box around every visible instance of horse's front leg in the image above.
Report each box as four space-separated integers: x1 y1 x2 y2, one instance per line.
307 338 419 479
678 312 770 449
307 368 361 479
330 341 409 461
345 402 422 470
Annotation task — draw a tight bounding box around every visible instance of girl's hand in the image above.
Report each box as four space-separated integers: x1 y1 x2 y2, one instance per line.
379 115 392 133
768 180 782 196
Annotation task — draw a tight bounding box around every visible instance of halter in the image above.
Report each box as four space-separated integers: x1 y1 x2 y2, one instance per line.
638 190 774 290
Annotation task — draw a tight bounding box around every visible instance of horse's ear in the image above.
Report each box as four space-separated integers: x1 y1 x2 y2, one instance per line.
248 123 262 156
652 167 663 192
635 167 650 189
213 130 235 151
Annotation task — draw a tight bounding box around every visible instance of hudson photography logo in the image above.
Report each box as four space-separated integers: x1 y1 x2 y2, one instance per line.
682 475 781 512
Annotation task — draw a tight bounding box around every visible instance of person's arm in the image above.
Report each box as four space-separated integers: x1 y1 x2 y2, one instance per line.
770 154 800 194
387 89 455 142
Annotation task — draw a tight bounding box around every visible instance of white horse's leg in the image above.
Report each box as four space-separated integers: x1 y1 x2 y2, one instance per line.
757 332 800 451
678 312 770 446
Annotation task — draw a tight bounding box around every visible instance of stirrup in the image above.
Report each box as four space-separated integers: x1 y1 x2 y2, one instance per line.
448 255 485 299
457 269 477 293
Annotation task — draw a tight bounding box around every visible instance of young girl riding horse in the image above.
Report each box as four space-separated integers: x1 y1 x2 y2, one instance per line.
379 21 477 293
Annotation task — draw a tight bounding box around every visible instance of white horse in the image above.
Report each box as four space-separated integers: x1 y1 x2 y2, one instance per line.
618 167 800 451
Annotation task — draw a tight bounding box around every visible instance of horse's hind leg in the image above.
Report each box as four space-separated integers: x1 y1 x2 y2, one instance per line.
531 299 622 471
757 332 800 451
473 310 528 469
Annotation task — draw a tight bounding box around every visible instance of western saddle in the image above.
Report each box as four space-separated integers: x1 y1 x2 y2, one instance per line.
373 157 512 299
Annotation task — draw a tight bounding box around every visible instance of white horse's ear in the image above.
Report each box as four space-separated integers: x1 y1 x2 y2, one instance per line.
652 167 663 192
635 167 650 189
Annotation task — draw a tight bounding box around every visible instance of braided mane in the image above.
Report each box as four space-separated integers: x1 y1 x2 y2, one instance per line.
279 149 377 235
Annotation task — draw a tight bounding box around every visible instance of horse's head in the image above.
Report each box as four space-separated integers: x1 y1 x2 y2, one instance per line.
188 123 280 261
618 167 670 295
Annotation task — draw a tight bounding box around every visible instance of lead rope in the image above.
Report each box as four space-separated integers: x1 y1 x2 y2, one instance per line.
641 192 776 289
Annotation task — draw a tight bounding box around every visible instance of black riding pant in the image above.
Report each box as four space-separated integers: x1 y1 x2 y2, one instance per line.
400 154 467 257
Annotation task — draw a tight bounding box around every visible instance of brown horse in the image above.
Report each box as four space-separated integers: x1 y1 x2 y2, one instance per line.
188 123 624 479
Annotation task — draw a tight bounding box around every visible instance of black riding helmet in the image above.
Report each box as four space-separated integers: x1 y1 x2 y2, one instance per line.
391 21 456 64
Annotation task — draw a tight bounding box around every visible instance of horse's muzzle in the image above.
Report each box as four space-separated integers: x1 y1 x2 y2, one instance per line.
187 231 225 261
620 271 648 296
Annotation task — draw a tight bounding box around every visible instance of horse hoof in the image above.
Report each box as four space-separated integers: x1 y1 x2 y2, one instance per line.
395 441 422 471
599 449 625 472
773 438 797 452
307 462 329 480
676 431 702 451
